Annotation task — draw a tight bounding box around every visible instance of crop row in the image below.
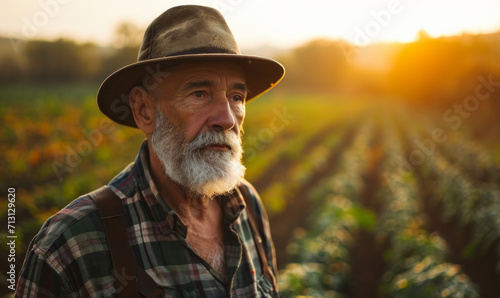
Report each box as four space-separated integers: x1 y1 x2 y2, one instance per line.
278 116 485 297
278 121 374 297
397 112 500 272
376 120 479 297
420 141 500 273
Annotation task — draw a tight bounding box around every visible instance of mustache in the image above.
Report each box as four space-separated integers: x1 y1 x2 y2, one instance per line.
188 130 242 154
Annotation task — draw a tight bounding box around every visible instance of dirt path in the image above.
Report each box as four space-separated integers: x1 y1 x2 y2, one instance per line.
345 128 387 298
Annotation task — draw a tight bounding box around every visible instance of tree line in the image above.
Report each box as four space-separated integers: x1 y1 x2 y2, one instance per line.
2 25 500 116
0 39 138 83
0 22 141 83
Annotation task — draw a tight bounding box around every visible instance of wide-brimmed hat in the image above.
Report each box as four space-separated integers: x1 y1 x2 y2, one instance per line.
97 5 285 128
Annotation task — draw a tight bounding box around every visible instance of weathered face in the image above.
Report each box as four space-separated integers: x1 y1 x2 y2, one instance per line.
145 61 248 197
153 61 247 142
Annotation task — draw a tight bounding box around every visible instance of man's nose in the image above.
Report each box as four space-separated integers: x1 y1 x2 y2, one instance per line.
207 94 236 131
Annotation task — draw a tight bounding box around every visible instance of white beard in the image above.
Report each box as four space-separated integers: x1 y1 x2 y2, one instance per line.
150 107 246 197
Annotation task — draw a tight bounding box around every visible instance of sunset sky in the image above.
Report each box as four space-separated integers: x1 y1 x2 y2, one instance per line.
3 0 500 50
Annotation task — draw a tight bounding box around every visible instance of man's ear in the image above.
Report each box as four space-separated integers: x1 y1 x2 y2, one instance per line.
129 86 155 135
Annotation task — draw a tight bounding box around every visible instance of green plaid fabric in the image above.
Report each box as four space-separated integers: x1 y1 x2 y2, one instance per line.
16 142 278 297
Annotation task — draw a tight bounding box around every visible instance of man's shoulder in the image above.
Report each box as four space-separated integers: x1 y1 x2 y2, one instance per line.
239 179 263 209
239 179 259 198
31 193 103 256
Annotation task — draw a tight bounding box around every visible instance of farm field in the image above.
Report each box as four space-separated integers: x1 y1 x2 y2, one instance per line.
1 84 500 297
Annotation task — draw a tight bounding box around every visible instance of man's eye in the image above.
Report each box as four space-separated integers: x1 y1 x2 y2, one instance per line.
193 91 207 98
232 94 244 102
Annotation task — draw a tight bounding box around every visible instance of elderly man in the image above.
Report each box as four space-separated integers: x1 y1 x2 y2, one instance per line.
16 5 284 297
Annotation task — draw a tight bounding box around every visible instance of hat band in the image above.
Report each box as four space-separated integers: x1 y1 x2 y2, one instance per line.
168 47 238 57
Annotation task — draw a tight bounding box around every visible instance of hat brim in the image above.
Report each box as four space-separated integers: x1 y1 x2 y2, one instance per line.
97 54 285 128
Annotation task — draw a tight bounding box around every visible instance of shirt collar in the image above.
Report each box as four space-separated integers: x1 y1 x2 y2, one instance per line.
218 188 246 224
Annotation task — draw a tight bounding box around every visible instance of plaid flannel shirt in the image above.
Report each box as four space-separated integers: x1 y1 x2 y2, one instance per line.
16 141 278 297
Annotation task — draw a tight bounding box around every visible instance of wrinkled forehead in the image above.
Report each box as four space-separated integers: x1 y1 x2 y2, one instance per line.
151 61 247 98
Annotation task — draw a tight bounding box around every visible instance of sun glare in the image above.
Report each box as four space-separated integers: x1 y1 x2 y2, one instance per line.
273 0 498 47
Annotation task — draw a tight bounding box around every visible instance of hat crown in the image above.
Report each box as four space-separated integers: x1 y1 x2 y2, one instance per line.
138 5 241 61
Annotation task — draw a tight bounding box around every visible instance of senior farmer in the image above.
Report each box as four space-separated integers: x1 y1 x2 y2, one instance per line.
16 5 284 297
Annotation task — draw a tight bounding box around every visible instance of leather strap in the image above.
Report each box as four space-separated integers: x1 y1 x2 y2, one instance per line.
237 184 278 293
89 186 163 297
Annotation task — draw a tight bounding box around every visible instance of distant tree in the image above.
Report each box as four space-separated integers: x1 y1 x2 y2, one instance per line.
95 22 142 81
113 22 142 48
95 46 138 82
79 42 100 81
417 30 431 41
278 39 353 92
24 39 95 82
0 54 24 82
